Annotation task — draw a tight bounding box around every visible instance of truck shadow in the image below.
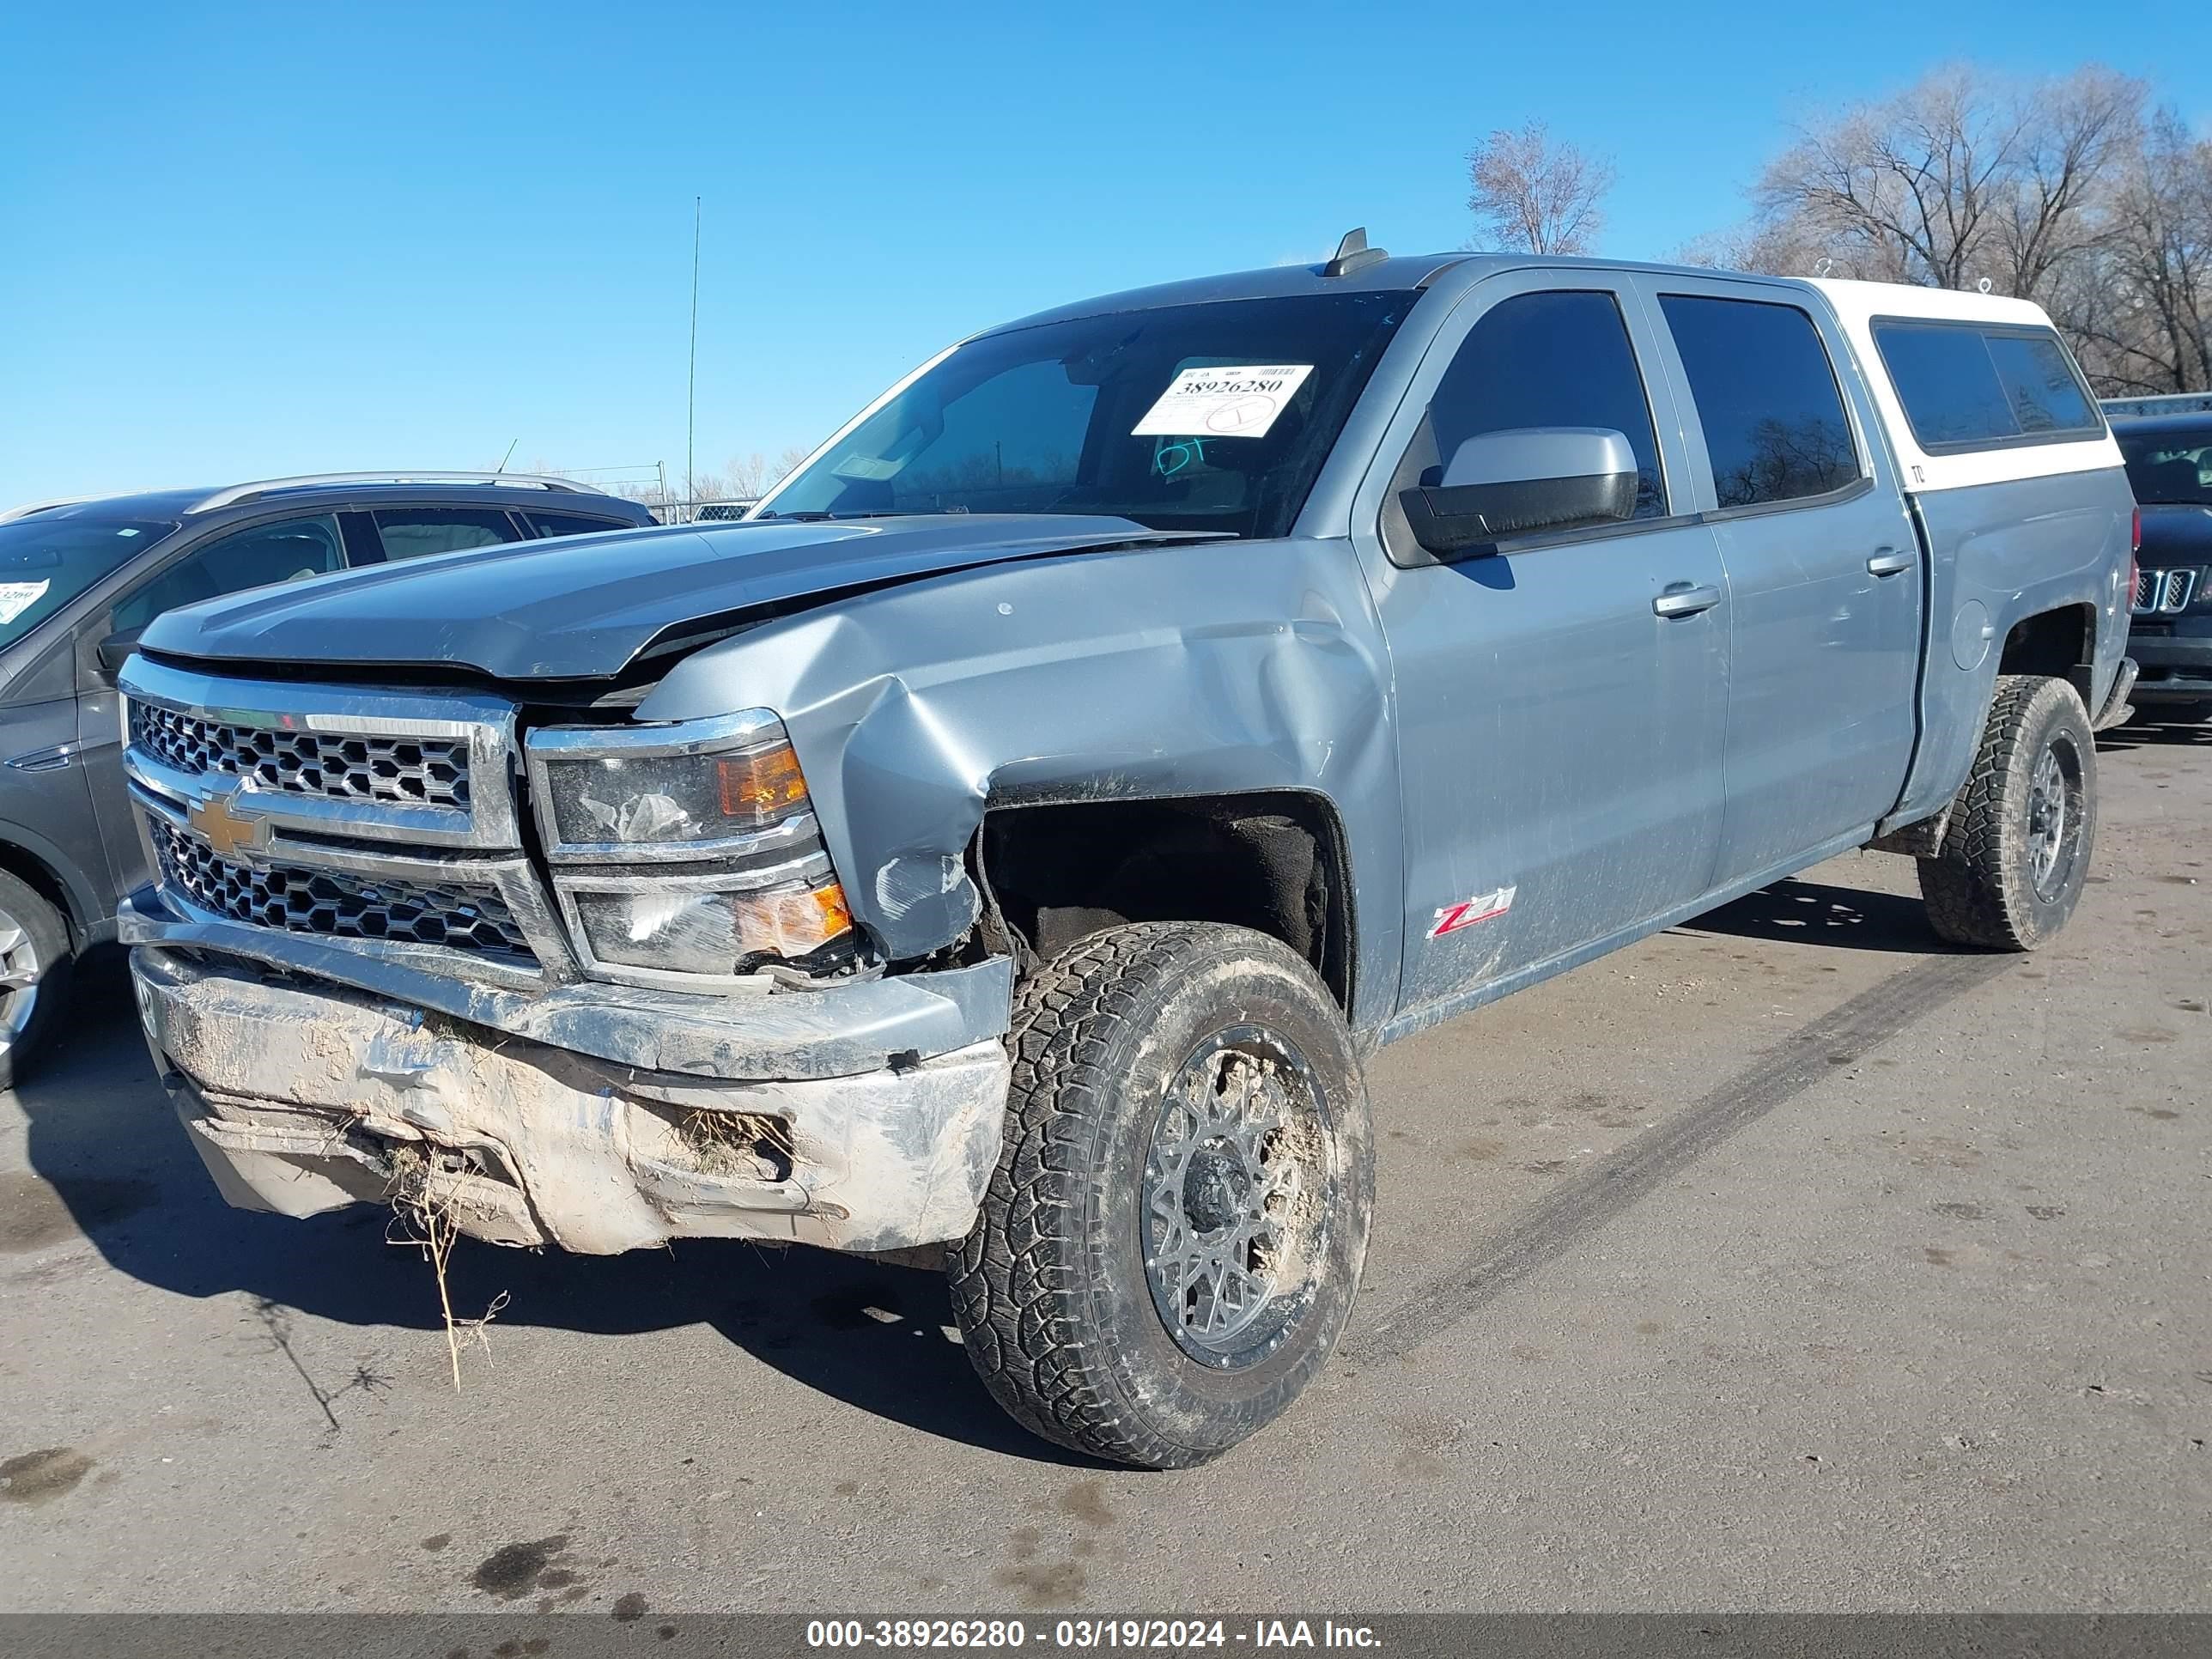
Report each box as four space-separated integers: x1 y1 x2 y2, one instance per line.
1672 877 1948 955
2095 711 2212 752
7 950 1099 1468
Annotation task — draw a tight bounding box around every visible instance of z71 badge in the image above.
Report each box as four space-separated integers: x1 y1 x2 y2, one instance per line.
1430 884 1516 938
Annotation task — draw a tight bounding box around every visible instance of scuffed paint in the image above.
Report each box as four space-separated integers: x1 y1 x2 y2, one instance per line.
135 947 1010 1255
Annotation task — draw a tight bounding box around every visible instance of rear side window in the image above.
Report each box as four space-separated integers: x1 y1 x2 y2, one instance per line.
1658 295 1860 510
1871 319 2103 452
526 511 633 538
372 507 522 562
1425 289 1667 518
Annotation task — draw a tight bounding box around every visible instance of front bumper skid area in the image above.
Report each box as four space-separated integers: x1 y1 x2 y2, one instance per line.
132 946 1012 1255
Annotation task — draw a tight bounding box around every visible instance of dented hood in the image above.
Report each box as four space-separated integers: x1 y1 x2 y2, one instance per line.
138 513 1200 681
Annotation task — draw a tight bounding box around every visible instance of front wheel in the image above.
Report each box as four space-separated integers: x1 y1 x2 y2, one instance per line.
1919 674 2097 951
948 922 1374 1468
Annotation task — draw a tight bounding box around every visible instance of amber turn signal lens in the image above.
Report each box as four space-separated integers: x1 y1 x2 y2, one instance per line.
730 879 854 958
717 744 809 820
808 879 854 942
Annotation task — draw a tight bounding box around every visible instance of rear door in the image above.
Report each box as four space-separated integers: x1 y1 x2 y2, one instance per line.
1351 271 1731 1018
1632 276 1921 884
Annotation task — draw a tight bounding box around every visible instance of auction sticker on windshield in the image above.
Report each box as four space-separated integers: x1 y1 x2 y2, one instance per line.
1133 364 1314 438
0 580 51 625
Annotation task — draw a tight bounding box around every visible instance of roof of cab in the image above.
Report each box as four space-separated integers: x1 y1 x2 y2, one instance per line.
979 252 1482 334
976 249 1892 337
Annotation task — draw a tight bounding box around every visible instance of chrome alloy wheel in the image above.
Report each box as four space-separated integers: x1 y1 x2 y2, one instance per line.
2026 732 2085 902
0 902 44 1066
1140 1024 1329 1370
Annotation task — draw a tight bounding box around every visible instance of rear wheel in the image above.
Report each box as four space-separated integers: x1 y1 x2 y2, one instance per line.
948 921 1373 1468
0 870 72 1091
1919 675 2097 951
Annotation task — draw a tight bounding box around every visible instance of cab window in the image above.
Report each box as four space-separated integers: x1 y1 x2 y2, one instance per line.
1423 290 1668 519
1659 295 1860 508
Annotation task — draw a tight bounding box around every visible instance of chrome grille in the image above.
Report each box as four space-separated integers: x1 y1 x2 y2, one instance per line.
129 702 471 809
2131 567 2201 617
148 817 533 963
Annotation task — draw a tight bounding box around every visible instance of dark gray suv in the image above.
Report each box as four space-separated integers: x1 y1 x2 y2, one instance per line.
0 472 654 1085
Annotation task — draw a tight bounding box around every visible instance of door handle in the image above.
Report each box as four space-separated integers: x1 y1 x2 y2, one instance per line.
1867 549 1914 577
4 742 82 773
1652 582 1722 618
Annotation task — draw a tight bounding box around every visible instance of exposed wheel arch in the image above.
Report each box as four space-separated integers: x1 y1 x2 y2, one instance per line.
0 836 88 951
1997 603 2095 681
974 791 1357 1016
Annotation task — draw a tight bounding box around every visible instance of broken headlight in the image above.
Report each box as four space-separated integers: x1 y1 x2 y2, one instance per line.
526 711 854 982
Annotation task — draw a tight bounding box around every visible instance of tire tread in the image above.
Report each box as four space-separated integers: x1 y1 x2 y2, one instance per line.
950 923 1217 1468
1918 674 2093 951
948 921 1369 1469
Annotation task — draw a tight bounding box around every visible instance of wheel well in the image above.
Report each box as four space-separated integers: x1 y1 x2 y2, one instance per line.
975 793 1354 1012
1997 605 2094 679
0 842 82 948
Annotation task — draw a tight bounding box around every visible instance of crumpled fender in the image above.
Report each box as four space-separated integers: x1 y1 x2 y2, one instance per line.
636 537 1405 1030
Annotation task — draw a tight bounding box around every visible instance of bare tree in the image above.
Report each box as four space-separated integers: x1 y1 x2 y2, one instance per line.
2059 111 2212 393
1989 67 2142 296
722 446 816 500
1693 61 2212 397
1741 65 2143 293
1466 122 1616 255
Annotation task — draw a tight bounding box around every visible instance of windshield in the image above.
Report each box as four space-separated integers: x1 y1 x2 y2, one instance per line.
2118 428 2212 506
0 516 179 651
763 291 1417 538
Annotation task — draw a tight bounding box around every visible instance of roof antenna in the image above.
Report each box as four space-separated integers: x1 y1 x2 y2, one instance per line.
1323 227 1387 278
493 438 519 474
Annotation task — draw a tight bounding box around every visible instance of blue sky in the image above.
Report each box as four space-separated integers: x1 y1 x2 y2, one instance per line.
3 1 2206 506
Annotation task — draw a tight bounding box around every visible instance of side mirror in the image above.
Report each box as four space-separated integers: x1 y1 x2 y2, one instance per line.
96 629 142 678
1399 427 1639 557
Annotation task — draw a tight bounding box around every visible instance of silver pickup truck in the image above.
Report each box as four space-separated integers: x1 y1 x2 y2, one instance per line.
118 240 2136 1468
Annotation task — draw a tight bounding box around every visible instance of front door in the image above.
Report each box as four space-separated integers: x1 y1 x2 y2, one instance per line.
1352 274 1731 1020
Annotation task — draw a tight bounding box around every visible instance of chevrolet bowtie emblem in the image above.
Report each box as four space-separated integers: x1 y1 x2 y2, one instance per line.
187 789 266 858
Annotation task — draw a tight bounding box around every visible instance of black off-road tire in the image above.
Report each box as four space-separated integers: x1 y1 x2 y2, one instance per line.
0 869 73 1093
948 921 1374 1469
1918 675 2097 951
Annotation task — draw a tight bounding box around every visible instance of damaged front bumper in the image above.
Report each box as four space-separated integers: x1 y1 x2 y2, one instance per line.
123 890 1014 1255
